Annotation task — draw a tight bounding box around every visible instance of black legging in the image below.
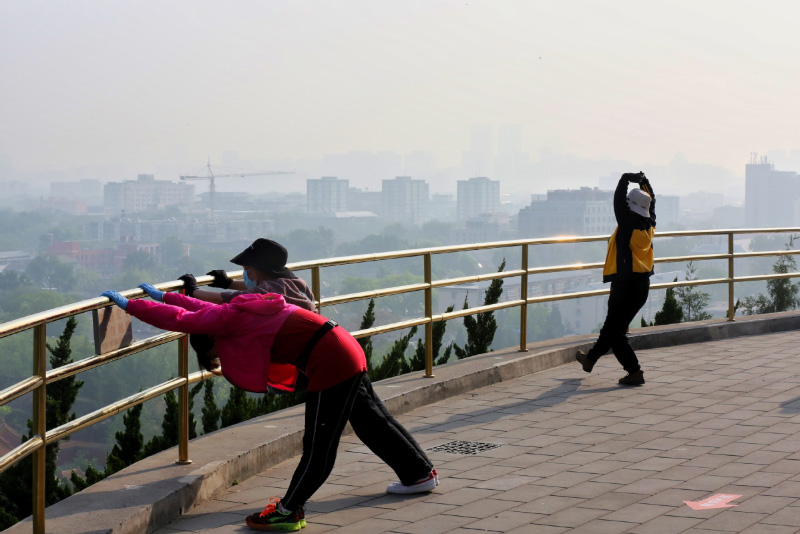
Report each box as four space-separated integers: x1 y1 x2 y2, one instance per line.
281 372 433 510
587 277 650 373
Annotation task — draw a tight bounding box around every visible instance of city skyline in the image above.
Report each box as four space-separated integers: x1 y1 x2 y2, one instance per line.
2 1 800 198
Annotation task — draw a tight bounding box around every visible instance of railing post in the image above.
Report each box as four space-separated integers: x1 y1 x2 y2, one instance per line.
728 232 735 321
312 266 322 314
424 253 434 378
32 324 47 534
175 334 191 464
519 244 528 352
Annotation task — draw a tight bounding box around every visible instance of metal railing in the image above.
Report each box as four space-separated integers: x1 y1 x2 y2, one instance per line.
2 227 800 533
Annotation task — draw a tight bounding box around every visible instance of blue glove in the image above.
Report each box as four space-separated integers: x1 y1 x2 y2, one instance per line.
101 290 129 310
138 283 164 302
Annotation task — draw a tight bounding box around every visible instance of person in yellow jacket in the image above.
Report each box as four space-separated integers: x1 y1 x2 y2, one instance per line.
577 172 655 385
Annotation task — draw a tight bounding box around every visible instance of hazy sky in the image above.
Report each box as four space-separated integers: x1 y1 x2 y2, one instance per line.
2 1 799 190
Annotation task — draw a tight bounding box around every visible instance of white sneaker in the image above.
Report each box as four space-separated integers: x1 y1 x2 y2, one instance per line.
386 469 438 494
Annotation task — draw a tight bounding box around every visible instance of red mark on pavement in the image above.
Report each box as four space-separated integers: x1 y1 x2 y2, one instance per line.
684 494 742 510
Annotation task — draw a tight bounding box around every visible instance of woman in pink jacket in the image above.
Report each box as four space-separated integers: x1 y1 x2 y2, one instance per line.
101 285 437 532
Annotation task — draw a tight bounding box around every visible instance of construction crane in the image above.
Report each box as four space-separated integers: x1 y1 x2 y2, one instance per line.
180 160 295 216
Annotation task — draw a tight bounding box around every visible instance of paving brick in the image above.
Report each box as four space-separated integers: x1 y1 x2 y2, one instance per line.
569 518 637 533
427 487 498 506
732 495 797 514
601 502 674 523
471 475 537 491
628 515 703 533
657 466 714 482
512 495 586 515
323 517 408 534
761 504 800 526
695 511 767 531
580 491 643 511
449 464 519 481
739 524 799 534
628 456 686 472
533 505 609 528
616 477 681 495
459 510 538 531
434 497 517 519
571 459 632 475
554 481 622 499
504 524 568 534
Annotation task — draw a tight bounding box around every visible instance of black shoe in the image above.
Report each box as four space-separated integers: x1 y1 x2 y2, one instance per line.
576 351 595 373
245 498 305 531
618 370 645 386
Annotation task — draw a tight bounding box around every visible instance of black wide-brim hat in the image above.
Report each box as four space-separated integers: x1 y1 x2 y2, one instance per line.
230 238 296 279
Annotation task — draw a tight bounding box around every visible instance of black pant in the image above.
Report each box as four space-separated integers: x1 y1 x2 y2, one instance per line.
281 372 433 510
587 277 650 373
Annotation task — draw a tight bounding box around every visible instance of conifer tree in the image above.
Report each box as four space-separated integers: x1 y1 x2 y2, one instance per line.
358 299 376 372
767 236 800 312
453 259 505 359
675 262 712 321
201 379 220 434
43 316 82 503
410 305 454 370
740 237 800 315
371 326 418 381
143 383 202 456
220 386 256 428
653 278 684 325
104 402 144 475
70 464 105 492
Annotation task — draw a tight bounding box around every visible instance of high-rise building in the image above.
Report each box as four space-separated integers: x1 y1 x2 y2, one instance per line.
745 155 800 228
518 187 615 238
457 177 500 221
381 176 429 225
104 175 195 215
306 176 349 213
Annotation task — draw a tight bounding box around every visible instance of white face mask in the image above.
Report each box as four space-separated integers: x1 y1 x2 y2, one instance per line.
243 270 259 288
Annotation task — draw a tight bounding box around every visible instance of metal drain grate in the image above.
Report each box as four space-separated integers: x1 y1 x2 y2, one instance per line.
427 440 502 455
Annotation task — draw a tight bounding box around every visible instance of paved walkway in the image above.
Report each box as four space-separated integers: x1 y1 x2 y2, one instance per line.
154 331 800 534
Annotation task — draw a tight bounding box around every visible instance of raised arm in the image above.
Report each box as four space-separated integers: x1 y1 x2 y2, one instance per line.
613 174 633 223
125 298 235 336
163 291 220 312
639 175 656 222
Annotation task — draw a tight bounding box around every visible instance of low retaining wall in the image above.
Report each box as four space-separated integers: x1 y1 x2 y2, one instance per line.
8 311 800 534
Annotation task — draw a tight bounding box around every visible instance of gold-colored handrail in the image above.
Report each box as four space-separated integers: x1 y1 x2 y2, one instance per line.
3 227 800 534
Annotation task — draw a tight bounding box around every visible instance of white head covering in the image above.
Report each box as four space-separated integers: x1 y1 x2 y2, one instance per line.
627 188 651 218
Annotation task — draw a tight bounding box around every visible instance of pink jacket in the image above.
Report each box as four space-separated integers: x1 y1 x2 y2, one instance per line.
126 292 299 393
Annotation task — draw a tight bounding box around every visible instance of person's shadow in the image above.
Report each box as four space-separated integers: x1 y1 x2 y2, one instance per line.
780 396 800 413
413 378 619 433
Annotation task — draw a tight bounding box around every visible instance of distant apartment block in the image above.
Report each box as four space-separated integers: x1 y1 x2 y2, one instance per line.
657 195 680 228
457 177 500 221
518 187 615 238
307 176 349 213
381 176 429 225
745 155 800 228
84 218 274 244
104 174 195 215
